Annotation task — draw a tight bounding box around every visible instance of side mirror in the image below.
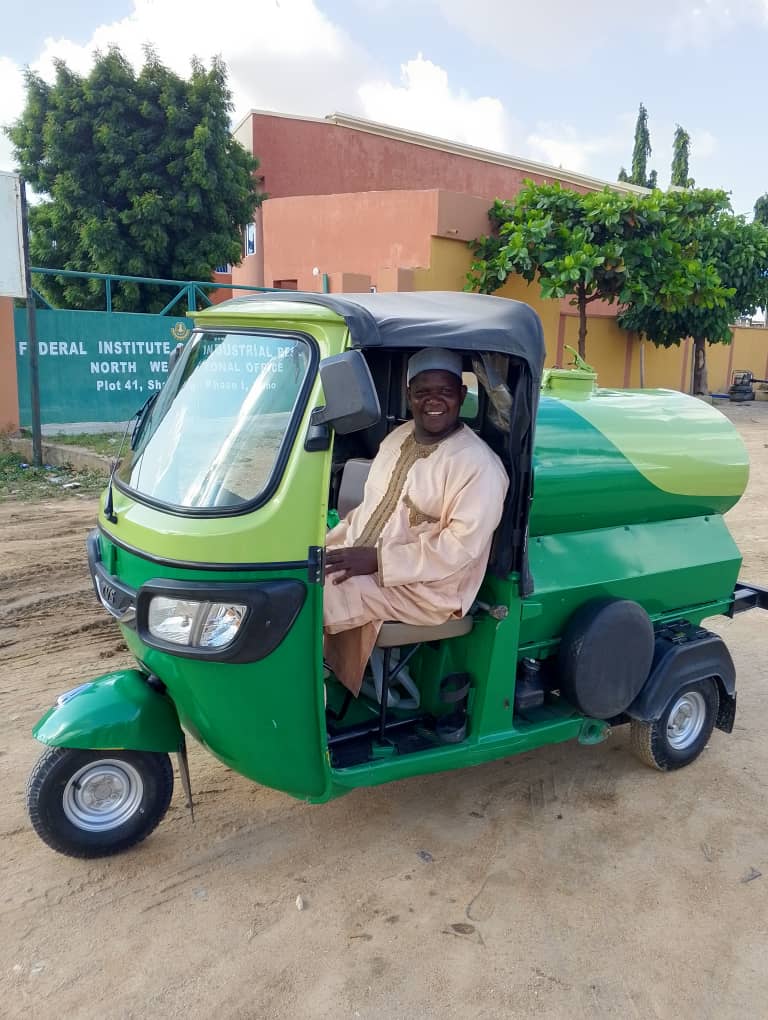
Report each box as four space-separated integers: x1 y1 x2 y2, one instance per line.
312 350 381 435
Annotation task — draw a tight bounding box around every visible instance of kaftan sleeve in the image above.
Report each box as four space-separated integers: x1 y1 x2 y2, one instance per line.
326 517 351 549
326 502 365 549
377 455 508 588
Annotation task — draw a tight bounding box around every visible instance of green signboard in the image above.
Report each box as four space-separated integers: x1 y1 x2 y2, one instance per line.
15 308 193 425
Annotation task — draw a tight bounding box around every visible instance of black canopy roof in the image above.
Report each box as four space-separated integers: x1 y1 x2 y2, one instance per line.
234 291 546 381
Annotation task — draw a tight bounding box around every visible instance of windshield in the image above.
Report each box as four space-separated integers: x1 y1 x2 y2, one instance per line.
116 330 313 511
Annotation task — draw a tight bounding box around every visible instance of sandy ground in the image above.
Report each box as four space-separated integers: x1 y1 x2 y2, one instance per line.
1 402 767 1020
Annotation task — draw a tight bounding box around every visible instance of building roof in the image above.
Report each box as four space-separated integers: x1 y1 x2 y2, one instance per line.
233 108 649 198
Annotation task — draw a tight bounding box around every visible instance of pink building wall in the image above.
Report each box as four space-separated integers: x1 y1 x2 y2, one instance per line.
244 113 576 203
247 189 489 293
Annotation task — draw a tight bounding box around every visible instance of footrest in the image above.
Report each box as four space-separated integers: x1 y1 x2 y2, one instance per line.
437 672 471 744
436 711 468 744
439 673 471 704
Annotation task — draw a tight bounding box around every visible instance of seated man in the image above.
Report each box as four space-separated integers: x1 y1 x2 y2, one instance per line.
324 348 509 695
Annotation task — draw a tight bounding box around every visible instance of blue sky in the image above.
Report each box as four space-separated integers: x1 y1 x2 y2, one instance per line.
1 0 767 216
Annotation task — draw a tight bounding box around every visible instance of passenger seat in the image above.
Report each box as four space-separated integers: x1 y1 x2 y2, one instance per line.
336 458 372 519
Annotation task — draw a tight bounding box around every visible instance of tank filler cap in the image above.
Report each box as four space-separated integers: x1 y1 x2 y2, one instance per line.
541 345 597 399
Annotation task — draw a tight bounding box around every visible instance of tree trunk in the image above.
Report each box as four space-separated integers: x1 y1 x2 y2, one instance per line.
639 335 646 389
692 336 709 395
577 288 587 360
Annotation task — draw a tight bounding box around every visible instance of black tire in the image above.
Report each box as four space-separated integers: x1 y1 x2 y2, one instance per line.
630 678 719 771
26 747 174 858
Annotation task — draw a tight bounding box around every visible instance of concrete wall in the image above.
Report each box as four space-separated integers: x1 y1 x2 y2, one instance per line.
0 297 19 431
415 236 768 391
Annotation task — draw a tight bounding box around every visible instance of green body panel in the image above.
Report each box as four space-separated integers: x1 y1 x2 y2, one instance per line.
329 712 586 793
520 515 742 656
323 574 580 798
531 393 748 536
192 299 348 330
33 669 183 751
97 537 332 799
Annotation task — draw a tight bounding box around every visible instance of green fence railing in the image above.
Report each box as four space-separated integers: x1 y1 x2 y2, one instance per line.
29 267 276 314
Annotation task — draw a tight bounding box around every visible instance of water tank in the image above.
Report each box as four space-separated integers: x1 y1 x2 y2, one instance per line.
530 388 749 537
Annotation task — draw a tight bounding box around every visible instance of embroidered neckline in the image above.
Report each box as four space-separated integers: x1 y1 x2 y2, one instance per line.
353 431 438 548
412 422 464 448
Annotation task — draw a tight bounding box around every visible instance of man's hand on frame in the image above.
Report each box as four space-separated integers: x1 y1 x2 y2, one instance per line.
325 547 378 584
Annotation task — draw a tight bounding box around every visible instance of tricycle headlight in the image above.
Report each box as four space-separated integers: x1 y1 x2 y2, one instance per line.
199 603 248 648
147 596 248 649
148 596 201 645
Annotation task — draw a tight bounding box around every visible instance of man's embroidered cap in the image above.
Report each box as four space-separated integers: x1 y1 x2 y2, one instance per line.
406 348 463 384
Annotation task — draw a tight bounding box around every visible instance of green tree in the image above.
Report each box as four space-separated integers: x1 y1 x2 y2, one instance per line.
7 48 260 311
631 103 652 185
754 193 768 226
466 185 748 368
618 103 657 188
619 191 768 394
466 182 665 359
670 125 694 187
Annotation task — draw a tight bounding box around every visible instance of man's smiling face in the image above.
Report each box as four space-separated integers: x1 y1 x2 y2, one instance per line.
407 369 467 443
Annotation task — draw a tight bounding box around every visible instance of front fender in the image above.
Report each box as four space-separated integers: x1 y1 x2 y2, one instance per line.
33 669 183 752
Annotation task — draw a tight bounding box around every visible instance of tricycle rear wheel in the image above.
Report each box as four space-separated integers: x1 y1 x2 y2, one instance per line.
630 678 719 771
27 747 174 858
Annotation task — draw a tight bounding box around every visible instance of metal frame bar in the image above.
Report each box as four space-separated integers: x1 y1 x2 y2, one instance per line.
158 288 187 316
729 582 768 615
30 288 53 310
327 716 424 748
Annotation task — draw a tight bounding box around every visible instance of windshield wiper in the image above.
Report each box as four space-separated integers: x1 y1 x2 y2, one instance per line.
103 398 155 524
130 393 158 451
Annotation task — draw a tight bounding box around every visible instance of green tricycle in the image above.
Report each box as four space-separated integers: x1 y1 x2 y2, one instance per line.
26 292 767 858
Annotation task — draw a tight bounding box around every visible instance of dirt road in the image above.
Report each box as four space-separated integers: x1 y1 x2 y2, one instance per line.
2 405 767 1019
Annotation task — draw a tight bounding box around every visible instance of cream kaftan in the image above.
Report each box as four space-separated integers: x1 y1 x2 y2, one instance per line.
324 422 509 693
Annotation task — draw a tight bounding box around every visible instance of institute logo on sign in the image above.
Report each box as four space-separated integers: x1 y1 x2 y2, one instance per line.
171 322 191 342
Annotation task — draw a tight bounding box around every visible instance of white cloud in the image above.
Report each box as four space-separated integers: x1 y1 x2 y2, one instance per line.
358 55 512 151
525 122 625 174
690 128 716 159
29 0 370 126
423 0 768 64
0 1 519 180
666 0 768 48
0 57 26 172
521 109 720 190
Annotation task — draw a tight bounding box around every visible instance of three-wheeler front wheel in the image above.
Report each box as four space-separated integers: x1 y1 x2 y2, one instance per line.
27 747 174 858
630 679 719 771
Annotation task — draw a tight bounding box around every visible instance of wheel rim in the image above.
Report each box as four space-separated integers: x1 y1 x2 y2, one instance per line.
666 691 707 750
63 759 144 832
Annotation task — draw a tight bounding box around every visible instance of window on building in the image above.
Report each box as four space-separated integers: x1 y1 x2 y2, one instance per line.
244 222 256 257
273 279 298 290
